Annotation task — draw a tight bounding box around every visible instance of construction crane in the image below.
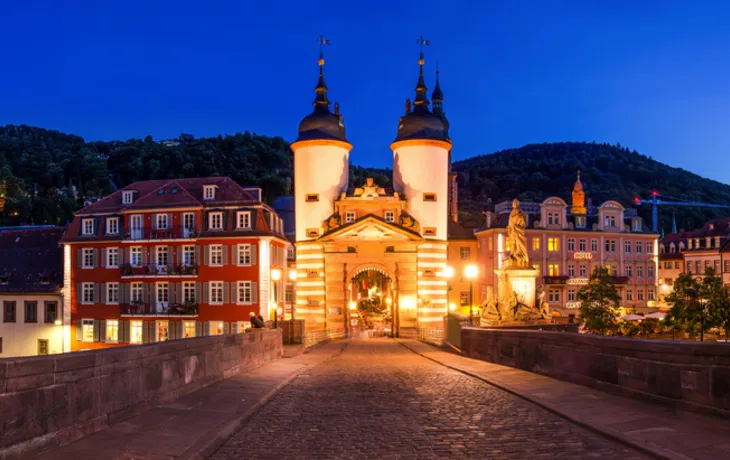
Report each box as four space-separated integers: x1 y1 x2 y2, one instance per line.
633 191 730 234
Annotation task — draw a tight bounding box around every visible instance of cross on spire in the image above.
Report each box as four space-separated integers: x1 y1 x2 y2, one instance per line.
417 35 430 52
317 35 330 58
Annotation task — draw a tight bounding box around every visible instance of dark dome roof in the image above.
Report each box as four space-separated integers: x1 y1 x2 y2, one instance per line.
297 106 348 143
394 108 450 143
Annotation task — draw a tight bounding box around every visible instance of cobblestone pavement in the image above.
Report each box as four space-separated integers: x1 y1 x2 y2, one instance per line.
210 339 648 460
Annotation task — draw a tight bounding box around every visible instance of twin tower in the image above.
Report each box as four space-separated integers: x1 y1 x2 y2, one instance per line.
290 44 452 243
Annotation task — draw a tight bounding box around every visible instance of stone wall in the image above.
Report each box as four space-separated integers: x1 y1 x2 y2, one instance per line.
0 329 282 459
461 327 730 416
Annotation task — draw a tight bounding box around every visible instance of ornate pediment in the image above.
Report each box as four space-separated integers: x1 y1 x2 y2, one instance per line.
319 215 422 242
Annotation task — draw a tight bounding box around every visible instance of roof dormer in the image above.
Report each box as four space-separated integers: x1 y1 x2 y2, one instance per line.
203 185 216 201
121 190 136 205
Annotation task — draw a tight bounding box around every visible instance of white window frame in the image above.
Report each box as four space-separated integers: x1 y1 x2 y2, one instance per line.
131 282 143 303
237 281 253 304
156 246 169 267
209 281 224 305
637 289 644 301
183 281 196 303
130 247 142 266
157 320 169 342
82 248 94 268
107 247 119 268
238 244 252 266
203 186 216 200
626 289 633 301
209 321 224 336
182 212 195 230
575 216 586 228
567 289 576 302
106 319 119 343
345 211 356 223
209 212 223 230
130 320 143 344
122 191 134 205
579 239 586 251
82 318 94 342
567 239 575 252
237 211 252 230
636 241 643 253
637 265 644 278
210 245 223 266
156 214 169 230
605 215 616 227
648 264 655 278
82 219 95 236
625 241 631 253
82 282 94 304
632 220 642 231
646 242 653 253
156 282 169 307
106 217 120 235
626 265 633 278
107 282 120 304
384 211 395 223
183 245 195 265
591 239 598 252
183 320 196 338
567 264 575 277
579 264 587 277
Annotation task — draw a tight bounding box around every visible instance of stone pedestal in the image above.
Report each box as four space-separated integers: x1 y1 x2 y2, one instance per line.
494 268 539 308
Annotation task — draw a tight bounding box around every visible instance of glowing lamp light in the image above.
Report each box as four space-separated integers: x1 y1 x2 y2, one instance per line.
289 270 298 280
443 266 454 278
401 296 416 309
271 268 282 281
276 307 283 315
465 264 479 279
385 297 392 305
349 301 357 310
54 319 62 326
449 303 456 311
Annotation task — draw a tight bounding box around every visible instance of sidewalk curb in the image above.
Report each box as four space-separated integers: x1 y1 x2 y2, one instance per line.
396 339 688 460
186 341 349 460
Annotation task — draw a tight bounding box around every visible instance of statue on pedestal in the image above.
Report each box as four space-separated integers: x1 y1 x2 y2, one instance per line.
506 199 529 269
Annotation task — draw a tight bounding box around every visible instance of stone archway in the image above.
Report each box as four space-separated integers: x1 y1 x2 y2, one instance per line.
346 264 397 337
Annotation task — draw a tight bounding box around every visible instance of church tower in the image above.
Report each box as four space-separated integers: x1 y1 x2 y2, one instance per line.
391 42 451 240
291 39 352 242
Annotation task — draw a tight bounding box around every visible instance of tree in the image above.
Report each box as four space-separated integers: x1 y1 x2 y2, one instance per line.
665 272 706 340
701 267 730 342
577 267 621 335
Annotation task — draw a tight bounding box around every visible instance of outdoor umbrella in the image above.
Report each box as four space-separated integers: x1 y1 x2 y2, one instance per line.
619 314 644 321
645 312 666 320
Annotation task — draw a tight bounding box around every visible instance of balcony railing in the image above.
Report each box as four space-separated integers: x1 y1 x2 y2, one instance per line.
120 264 198 277
543 276 570 285
120 302 199 316
125 225 198 241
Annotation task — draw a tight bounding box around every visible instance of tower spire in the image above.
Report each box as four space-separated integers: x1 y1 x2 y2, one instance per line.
671 212 677 234
432 61 444 115
413 36 430 110
313 35 331 108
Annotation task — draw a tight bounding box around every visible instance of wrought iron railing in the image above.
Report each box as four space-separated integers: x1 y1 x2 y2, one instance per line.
124 225 198 241
120 264 198 277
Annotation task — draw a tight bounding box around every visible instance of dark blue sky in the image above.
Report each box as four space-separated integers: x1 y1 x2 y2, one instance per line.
2 1 730 183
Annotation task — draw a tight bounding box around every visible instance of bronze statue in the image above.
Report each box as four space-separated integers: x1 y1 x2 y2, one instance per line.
507 199 529 268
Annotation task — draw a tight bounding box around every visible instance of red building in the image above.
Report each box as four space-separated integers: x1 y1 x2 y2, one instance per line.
61 177 288 350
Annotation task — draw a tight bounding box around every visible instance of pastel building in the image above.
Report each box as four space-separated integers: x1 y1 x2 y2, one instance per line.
60 177 288 351
475 174 660 317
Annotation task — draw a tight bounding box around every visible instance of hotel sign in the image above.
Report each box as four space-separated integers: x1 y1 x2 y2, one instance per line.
566 278 589 285
573 252 593 260
564 302 581 309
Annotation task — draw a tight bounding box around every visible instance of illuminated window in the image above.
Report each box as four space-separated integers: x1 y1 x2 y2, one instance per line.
209 321 224 336
157 320 169 342
210 281 224 304
237 211 251 229
567 239 575 252
238 281 253 303
575 216 586 228
505 238 510 252
548 264 560 276
605 264 616 275
106 320 119 342
130 320 143 344
532 263 540 274
385 211 395 222
532 238 540 250
184 321 196 338
82 319 94 342
547 238 559 252
238 244 251 265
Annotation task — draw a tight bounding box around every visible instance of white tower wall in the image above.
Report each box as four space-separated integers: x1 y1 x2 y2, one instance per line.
294 143 350 242
392 144 449 240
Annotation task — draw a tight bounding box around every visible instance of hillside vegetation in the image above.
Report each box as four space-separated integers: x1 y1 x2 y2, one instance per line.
1 126 728 232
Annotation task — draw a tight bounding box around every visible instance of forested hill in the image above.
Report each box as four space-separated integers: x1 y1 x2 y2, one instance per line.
452 142 730 232
1 126 728 232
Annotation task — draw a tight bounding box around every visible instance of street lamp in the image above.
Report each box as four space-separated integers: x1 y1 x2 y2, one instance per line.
271 268 282 328
465 265 479 325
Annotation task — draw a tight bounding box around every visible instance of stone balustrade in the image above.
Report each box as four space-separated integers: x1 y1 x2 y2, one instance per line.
0 329 282 459
461 327 730 416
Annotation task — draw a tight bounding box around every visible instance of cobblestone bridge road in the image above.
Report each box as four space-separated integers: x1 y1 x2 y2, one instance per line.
211 339 647 460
